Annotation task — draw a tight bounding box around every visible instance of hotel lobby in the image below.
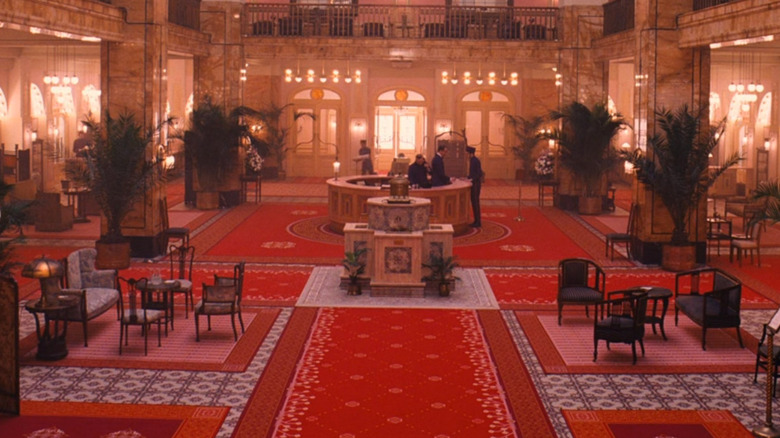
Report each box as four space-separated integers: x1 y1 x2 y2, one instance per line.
2 0 780 437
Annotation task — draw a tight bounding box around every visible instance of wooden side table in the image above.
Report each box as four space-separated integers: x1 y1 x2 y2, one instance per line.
25 295 79 361
240 174 262 204
538 180 558 206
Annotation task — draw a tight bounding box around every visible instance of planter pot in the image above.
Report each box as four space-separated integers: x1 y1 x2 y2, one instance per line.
196 191 219 210
278 169 287 181
578 196 602 215
438 282 451 297
662 244 697 272
347 282 362 296
95 240 131 270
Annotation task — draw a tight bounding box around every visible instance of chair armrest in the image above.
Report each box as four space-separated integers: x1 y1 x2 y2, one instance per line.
58 289 88 315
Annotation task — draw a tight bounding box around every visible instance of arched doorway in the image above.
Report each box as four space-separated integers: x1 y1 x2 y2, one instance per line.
374 89 427 173
458 90 513 179
290 88 342 177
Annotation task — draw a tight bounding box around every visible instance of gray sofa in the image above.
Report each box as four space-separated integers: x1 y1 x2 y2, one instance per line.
59 248 120 346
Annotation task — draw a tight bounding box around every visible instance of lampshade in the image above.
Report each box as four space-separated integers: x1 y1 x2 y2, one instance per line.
22 257 64 279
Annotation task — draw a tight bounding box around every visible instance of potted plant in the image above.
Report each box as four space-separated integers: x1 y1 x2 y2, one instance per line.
184 96 255 209
624 105 740 271
753 181 780 222
249 103 312 180
534 150 555 181
503 114 544 182
422 254 460 297
342 248 367 296
79 112 167 269
546 101 626 214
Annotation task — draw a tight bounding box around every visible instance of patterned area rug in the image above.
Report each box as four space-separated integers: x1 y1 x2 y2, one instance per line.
563 410 752 437
20 308 280 372
271 308 517 437
297 266 498 309
0 401 228 438
515 310 757 374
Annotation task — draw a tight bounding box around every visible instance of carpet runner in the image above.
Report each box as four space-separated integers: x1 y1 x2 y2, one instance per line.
515 310 757 374
563 410 752 437
271 308 517 437
0 401 228 438
297 266 498 309
20 308 280 372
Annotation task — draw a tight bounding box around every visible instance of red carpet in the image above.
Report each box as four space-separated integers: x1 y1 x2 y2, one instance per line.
0 401 228 438
20 308 280 372
563 410 752 437
516 310 757 374
455 206 591 267
711 256 780 304
200 203 342 264
486 268 775 310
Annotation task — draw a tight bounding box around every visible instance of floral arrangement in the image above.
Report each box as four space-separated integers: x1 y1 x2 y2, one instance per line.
534 151 555 177
246 146 264 173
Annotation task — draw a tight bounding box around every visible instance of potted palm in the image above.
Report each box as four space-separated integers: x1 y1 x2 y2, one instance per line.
185 96 255 209
753 181 780 222
249 103 312 180
80 112 166 269
422 254 460 297
342 248 367 296
503 114 544 182
624 105 740 271
546 101 626 214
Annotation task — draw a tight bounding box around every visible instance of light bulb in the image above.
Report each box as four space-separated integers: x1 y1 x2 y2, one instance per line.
728 82 736 92
71 75 78 85
475 78 483 85
51 76 60 85
450 78 458 85
501 78 508 85
737 83 745 92
295 76 302 83
748 82 756 92
285 76 292 83
741 103 750 112
43 75 51 85
62 76 71 85
320 76 327 83
756 83 765 93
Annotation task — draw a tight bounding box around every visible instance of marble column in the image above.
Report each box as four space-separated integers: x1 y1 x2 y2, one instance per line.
197 1 245 110
630 0 710 264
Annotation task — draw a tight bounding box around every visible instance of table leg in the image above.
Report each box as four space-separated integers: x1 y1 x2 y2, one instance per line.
658 297 669 341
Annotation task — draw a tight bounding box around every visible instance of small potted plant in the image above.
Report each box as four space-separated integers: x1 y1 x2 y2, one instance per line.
342 248 367 296
422 254 460 297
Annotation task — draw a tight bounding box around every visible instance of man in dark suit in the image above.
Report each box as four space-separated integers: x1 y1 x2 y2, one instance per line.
467 146 483 227
408 154 431 188
431 144 451 187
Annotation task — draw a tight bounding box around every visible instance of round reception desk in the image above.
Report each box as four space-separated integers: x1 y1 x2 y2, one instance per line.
327 176 472 235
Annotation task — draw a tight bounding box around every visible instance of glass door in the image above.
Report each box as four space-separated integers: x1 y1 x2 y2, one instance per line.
461 106 511 179
290 106 339 177
374 106 426 173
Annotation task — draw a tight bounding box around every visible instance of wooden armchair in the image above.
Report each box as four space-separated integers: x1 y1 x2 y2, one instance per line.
557 258 606 325
730 218 765 267
594 289 649 364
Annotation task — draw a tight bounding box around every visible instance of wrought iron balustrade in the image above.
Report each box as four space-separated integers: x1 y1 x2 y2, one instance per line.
243 4 559 42
169 0 201 30
603 0 634 36
693 0 735 11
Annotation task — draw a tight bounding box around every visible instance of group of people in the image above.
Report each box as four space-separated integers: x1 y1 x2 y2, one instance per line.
361 142 482 228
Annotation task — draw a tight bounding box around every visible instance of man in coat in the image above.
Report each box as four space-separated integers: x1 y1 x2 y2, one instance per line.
431 144 451 187
467 146 483 227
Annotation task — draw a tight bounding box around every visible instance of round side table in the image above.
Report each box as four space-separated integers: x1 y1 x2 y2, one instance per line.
639 286 673 341
25 295 79 361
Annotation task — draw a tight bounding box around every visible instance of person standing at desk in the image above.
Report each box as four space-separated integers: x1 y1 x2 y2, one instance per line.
408 154 431 188
359 140 375 175
466 146 483 227
431 144 451 187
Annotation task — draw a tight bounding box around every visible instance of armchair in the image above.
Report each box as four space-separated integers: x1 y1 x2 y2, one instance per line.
674 267 743 350
557 258 606 325
593 289 649 364
59 248 120 346
730 218 765 267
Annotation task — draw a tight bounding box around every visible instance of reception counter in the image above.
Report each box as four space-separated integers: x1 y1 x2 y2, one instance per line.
327 176 472 235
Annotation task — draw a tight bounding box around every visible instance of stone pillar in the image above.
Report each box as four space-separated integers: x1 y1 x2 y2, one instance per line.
197 1 245 110
100 0 169 257
630 0 709 264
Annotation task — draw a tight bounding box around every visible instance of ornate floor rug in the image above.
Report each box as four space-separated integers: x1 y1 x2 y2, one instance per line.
563 410 752 437
0 401 228 438
515 310 757 374
20 308 280 372
296 266 499 309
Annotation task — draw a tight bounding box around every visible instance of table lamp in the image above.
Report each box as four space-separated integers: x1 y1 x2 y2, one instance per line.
22 257 64 307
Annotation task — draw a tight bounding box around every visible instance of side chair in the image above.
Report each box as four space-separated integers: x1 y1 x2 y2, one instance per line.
160 197 190 249
557 258 606 325
730 217 765 267
169 244 195 318
593 289 649 364
117 277 164 355
212 261 246 336
605 203 637 261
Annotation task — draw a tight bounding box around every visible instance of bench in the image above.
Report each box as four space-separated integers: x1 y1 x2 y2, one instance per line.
674 267 743 350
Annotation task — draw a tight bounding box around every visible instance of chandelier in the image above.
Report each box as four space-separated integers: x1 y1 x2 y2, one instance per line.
441 63 518 86
284 60 361 84
42 45 80 86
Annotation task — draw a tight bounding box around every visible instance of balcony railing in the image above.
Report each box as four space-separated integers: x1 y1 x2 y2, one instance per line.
243 4 559 41
169 0 201 30
693 0 735 11
603 0 634 36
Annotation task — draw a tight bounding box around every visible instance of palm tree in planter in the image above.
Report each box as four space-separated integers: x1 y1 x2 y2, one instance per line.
249 103 313 180
342 248 367 296
503 114 544 182
185 97 259 209
422 254 460 297
80 112 167 269
753 181 780 222
546 101 626 214
624 105 740 271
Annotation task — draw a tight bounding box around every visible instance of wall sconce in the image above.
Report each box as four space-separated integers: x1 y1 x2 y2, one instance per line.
333 160 341 180
764 138 771 151
623 161 635 174
437 120 451 134
31 130 37 142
